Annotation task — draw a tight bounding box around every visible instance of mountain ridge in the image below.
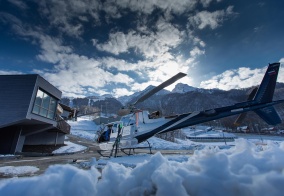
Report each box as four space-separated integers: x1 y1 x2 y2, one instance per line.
60 82 284 128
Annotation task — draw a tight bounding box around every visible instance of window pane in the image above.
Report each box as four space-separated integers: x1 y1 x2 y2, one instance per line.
32 105 40 114
47 111 55 119
35 90 44 106
40 108 48 117
49 98 57 112
42 93 50 109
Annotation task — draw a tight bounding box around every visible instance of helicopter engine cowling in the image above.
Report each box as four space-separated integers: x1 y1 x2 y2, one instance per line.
117 108 132 116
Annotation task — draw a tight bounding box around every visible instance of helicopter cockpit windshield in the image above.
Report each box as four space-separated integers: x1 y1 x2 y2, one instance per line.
120 114 135 126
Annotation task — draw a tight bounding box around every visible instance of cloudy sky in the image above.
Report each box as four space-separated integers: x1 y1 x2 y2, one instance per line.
0 0 283 98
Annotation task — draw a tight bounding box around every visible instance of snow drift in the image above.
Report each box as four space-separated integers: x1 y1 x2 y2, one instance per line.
1 139 284 196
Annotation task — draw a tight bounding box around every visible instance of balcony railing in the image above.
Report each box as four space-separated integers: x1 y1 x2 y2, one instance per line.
55 114 71 134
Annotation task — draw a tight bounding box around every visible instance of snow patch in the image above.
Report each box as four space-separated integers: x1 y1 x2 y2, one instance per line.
52 141 87 154
0 166 39 177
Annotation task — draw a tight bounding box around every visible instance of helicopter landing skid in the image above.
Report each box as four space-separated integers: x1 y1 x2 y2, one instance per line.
97 140 152 157
120 140 152 155
97 150 113 157
120 146 152 156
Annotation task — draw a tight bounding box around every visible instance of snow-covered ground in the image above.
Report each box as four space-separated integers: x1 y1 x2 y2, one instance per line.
52 141 87 154
1 116 284 195
0 166 39 177
183 128 236 138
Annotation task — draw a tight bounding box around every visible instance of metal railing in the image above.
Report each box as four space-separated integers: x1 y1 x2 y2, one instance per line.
55 114 71 134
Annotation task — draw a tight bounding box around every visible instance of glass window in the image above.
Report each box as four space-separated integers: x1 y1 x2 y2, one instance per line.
47 111 54 119
32 88 58 120
42 94 50 109
49 98 57 112
32 105 40 114
35 90 43 106
121 116 135 126
40 108 48 117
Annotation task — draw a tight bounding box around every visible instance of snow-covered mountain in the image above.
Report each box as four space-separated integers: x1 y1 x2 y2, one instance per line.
61 83 284 128
87 94 113 102
172 83 197 93
118 85 170 105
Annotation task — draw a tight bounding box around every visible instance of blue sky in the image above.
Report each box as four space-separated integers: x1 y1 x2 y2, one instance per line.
0 0 283 98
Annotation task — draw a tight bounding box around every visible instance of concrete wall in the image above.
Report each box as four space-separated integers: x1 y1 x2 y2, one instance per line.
25 131 65 145
0 127 21 154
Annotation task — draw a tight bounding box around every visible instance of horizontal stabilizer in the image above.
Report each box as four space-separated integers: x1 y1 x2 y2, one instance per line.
234 87 258 126
234 112 247 126
254 106 282 125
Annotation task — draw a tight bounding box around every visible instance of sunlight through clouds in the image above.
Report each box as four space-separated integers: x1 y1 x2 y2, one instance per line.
200 65 284 90
1 0 282 98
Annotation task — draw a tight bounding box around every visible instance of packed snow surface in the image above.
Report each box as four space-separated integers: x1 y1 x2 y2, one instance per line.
52 141 87 154
0 166 39 177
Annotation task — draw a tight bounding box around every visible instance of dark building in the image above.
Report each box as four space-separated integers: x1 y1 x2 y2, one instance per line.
0 74 70 154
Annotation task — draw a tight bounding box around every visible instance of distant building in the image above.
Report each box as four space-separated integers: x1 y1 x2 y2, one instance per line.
0 74 70 154
237 126 249 133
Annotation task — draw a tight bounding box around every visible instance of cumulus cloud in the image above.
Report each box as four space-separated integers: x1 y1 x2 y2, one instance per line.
27 34 136 97
37 36 73 64
0 70 23 75
7 0 28 10
200 65 284 90
0 0 238 97
37 0 102 37
200 0 213 8
199 0 223 8
113 0 198 15
28 30 193 97
129 58 194 92
94 18 185 59
190 46 205 57
37 54 135 97
112 88 134 97
35 0 199 38
189 6 235 29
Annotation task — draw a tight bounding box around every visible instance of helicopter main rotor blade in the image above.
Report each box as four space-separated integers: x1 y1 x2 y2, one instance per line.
57 111 101 122
133 72 187 105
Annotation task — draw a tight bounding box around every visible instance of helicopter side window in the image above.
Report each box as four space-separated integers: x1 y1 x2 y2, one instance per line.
121 116 135 126
129 119 135 125
121 117 130 126
149 111 160 119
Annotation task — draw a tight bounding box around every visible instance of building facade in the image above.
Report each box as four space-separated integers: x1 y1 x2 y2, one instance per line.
0 74 70 154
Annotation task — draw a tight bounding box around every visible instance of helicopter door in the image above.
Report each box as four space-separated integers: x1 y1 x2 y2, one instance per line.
109 123 119 139
120 115 136 137
121 124 136 137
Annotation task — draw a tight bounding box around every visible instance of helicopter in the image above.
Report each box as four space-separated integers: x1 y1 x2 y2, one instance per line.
97 62 284 151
